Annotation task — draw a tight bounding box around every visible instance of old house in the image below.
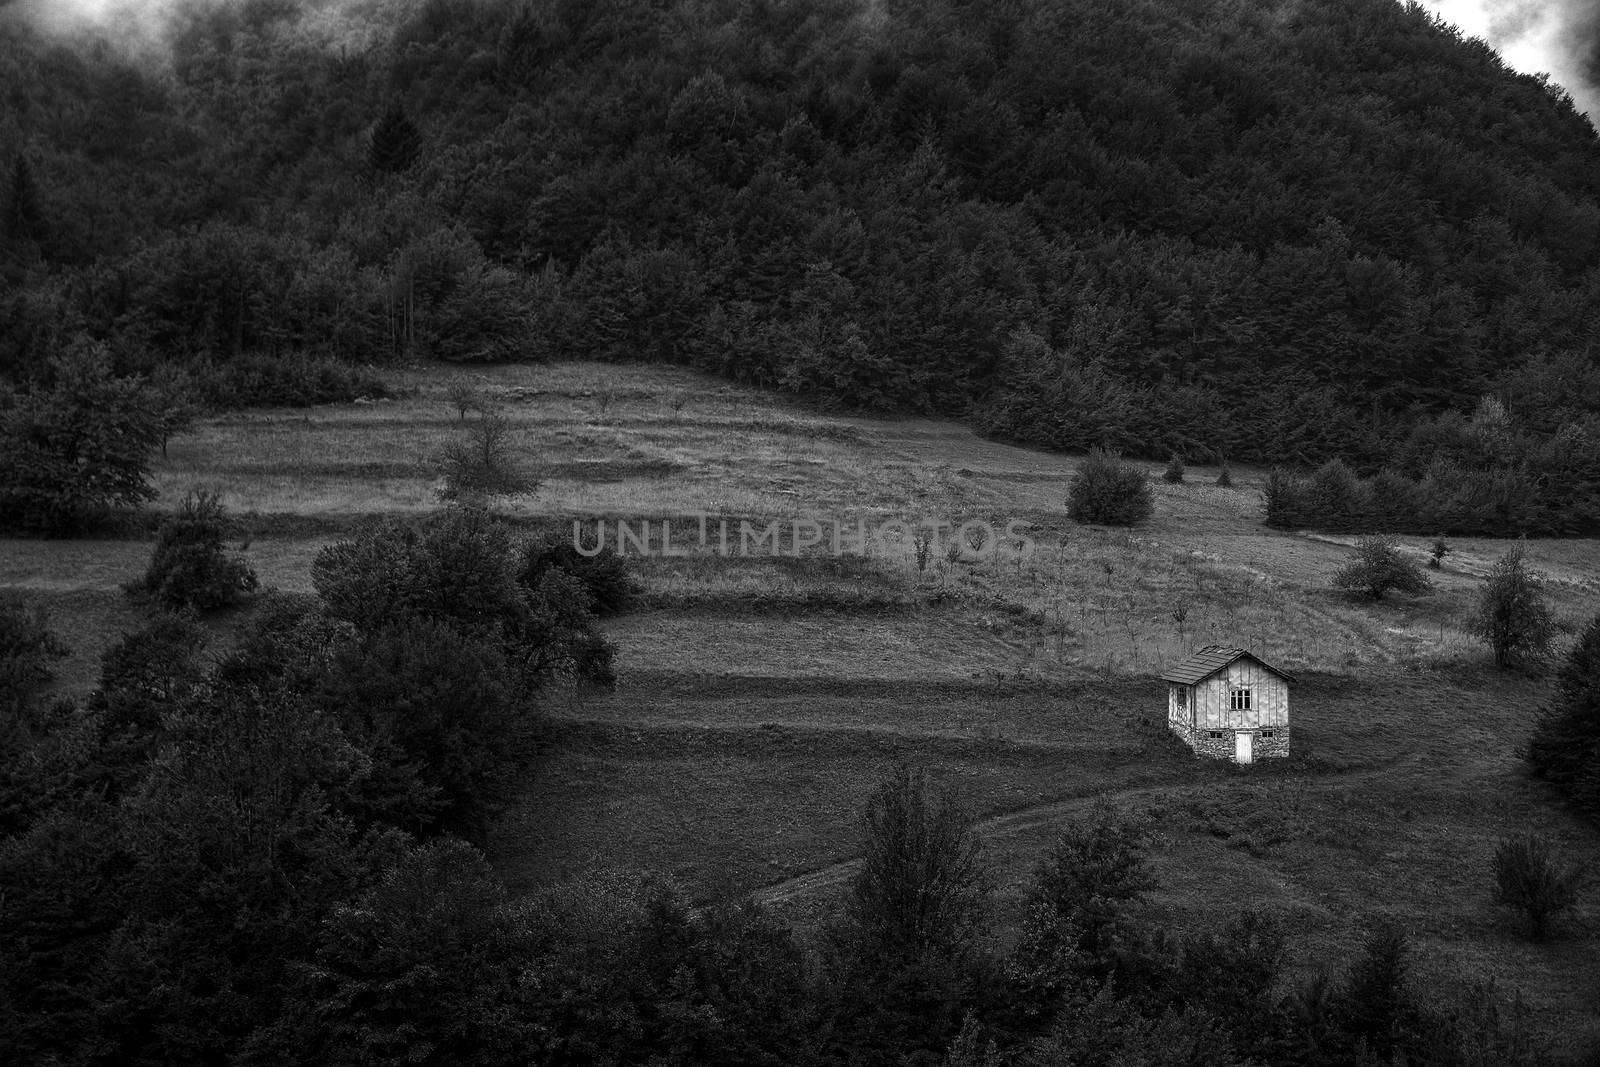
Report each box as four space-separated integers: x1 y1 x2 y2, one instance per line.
1161 645 1292 763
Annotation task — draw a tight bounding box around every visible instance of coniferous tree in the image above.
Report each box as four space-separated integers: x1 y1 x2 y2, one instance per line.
368 104 423 174
1067 450 1154 526
1527 613 1600 821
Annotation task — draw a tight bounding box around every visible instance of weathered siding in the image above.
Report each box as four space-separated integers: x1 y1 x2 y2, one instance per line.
1194 659 1287 730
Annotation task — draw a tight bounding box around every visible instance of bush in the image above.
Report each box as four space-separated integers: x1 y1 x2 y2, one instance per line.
437 413 536 502
312 509 615 689
1161 454 1185 483
194 353 391 410
315 618 535 839
1067 449 1153 526
1470 543 1553 669
125 491 258 611
1306 459 1366 525
1526 613 1600 824
1331 535 1432 600
0 596 68 721
1491 834 1583 939
1261 468 1304 527
1216 466 1232 487
519 535 633 616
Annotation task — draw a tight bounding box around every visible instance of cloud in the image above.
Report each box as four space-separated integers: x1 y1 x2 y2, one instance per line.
1424 0 1599 121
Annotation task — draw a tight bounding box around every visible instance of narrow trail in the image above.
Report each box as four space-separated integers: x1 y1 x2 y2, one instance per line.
751 755 1414 908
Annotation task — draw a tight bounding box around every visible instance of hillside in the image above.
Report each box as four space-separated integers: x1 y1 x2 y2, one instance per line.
3 0 1600 530
7 361 1600 1054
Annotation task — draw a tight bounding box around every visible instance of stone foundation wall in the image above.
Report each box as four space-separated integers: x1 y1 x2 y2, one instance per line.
1170 723 1291 761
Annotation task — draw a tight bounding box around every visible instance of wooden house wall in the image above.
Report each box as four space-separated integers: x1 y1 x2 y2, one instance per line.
1193 660 1288 730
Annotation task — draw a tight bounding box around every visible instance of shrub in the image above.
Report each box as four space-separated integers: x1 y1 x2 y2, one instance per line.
1067 449 1153 526
312 509 615 689
0 596 69 720
125 492 258 611
1331 535 1432 600
1491 834 1583 939
1470 543 1553 669
1306 459 1366 525
518 535 633 616
1526 613 1600 824
437 413 536 502
1216 465 1233 487
1261 468 1304 527
316 618 534 839
1161 453 1185 484
194 353 391 410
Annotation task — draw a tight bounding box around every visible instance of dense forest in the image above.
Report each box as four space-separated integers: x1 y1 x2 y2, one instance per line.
3 0 1600 531
4 0 1600 530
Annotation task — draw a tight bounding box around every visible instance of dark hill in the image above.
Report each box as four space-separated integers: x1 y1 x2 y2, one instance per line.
3 0 1598 528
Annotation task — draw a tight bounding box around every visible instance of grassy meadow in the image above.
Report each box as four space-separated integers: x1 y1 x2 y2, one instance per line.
6 361 1600 1053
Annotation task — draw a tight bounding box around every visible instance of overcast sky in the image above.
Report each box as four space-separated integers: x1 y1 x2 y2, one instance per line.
1424 0 1599 121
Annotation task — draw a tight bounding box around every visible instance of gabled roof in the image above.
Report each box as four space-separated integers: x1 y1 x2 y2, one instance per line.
1160 645 1294 685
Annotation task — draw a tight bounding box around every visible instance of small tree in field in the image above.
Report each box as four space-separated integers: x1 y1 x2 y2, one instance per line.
1491 834 1583 939
1162 453 1185 484
1470 543 1553 669
1332 535 1431 600
126 492 258 611
444 376 485 422
1067 449 1153 526
437 412 536 502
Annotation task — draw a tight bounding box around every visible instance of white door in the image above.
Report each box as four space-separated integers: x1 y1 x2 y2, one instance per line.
1235 731 1253 765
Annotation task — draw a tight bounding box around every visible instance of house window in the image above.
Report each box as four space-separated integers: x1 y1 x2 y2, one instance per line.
1230 688 1252 712
1208 730 1224 739
1262 729 1276 738
1175 688 1188 709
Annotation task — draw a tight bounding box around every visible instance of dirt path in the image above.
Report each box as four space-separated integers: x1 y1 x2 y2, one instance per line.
751 755 1411 908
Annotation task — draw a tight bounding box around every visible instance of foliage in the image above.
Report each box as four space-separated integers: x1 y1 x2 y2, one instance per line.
840 765 988 967
124 491 259 611
194 353 393 410
311 508 614 688
518 534 633 616
445 375 485 421
1162 454 1185 484
0 595 68 723
1491 834 1584 940
1331 535 1432 600
823 765 989 1064
437 412 536 501
313 618 535 840
1067 449 1154 526
1469 543 1554 669
368 103 422 174
1527 613 1600 823
0 342 166 532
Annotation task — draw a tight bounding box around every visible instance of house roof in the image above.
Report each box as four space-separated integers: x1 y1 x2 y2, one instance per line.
1160 645 1295 685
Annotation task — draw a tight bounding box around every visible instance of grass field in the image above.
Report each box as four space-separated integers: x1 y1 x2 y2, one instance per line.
6 360 1600 1054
